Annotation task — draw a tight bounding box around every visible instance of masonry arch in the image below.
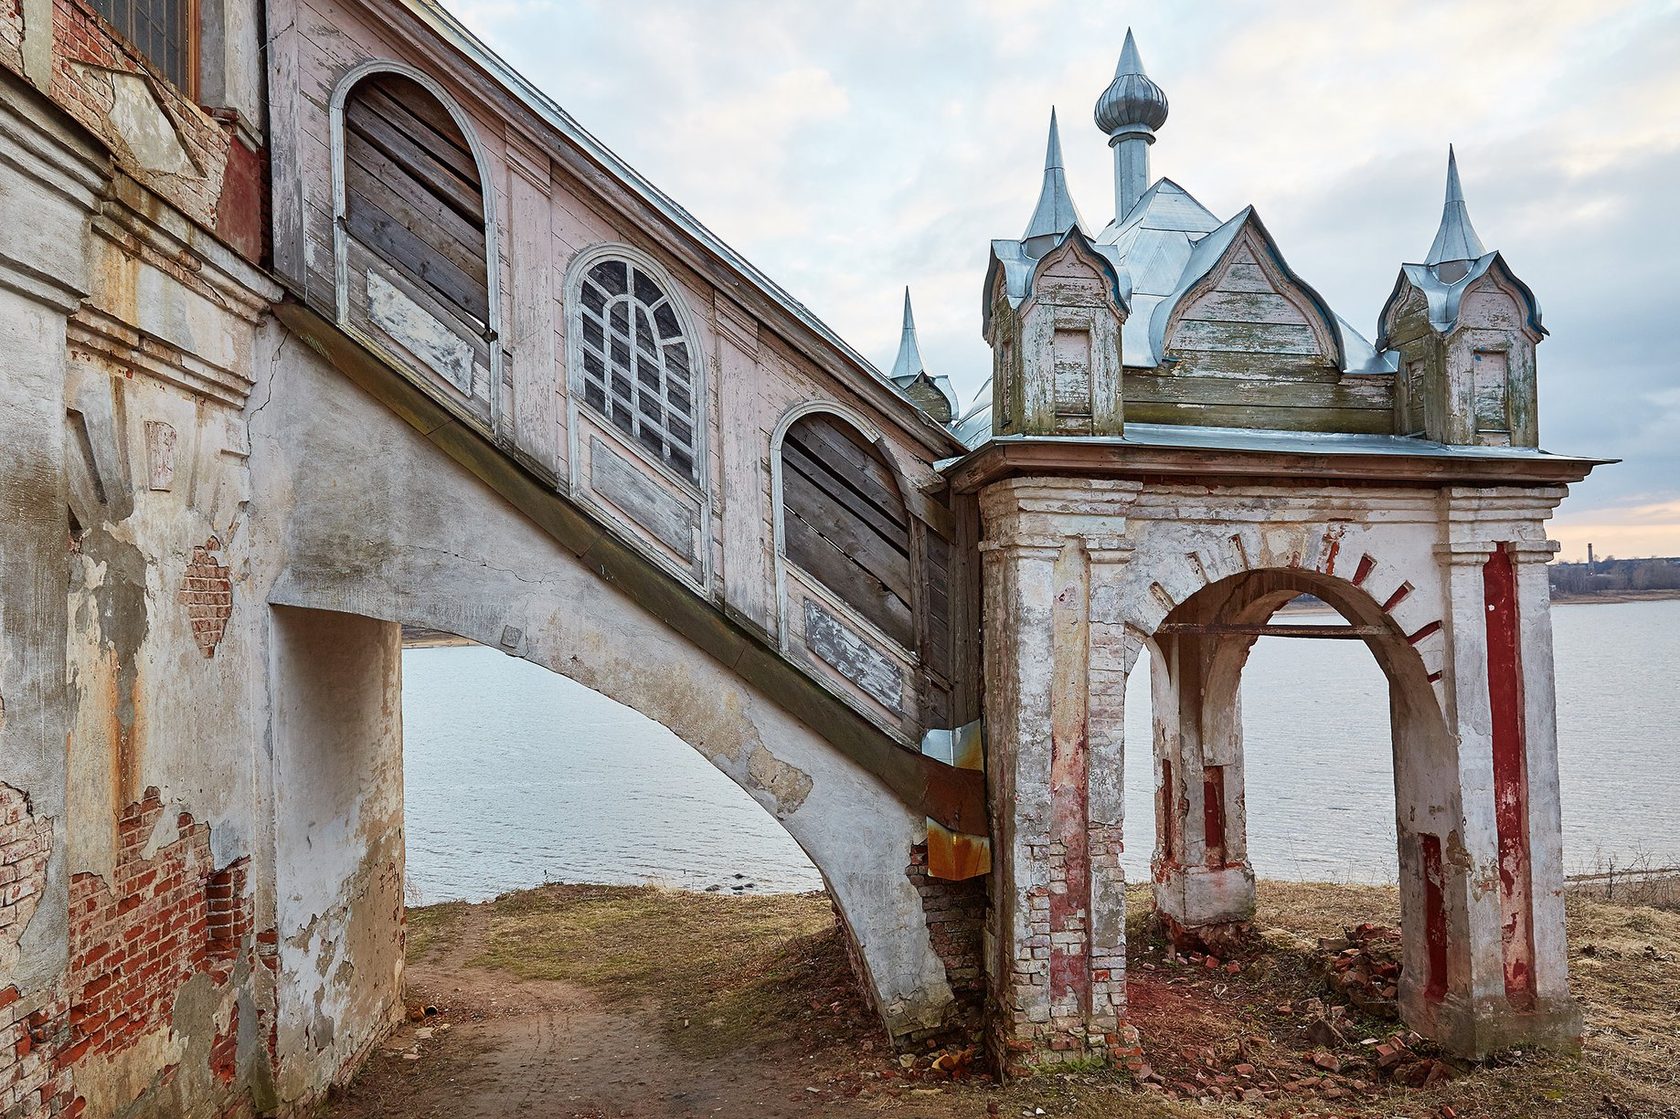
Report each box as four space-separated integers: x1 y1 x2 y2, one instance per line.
329 59 503 423
256 342 958 1094
1145 562 1468 1032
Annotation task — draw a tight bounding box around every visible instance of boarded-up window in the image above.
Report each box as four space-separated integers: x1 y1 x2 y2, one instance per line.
342 74 489 335
781 415 913 647
1053 327 1092 418
575 260 699 483
1472 350 1509 434
90 0 195 94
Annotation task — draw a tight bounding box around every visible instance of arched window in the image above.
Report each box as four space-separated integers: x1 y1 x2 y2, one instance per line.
332 64 497 408
574 258 699 484
779 412 913 648
342 71 489 332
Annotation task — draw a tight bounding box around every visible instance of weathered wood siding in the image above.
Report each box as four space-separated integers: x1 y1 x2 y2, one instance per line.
1145 228 1394 434
265 0 976 746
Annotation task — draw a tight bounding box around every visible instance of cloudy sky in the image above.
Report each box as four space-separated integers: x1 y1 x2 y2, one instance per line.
451 0 1679 560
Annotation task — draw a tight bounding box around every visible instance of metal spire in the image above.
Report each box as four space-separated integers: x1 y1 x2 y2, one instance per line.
1425 145 1487 267
1022 108 1086 253
1116 27 1144 77
889 287 926 381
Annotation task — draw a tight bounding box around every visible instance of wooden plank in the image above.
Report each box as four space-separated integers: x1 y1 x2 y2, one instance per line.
344 147 486 272
345 99 484 223
1180 289 1305 324
784 511 913 645
782 438 910 552
346 175 488 289
1122 399 1395 435
345 198 491 324
1170 319 1322 356
803 600 905 715
1126 372 1391 408
788 417 908 528
362 73 471 156
589 436 699 561
780 463 913 602
359 81 478 175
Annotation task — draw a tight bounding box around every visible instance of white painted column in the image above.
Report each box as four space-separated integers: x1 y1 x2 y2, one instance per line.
1508 539 1577 1012
714 299 772 633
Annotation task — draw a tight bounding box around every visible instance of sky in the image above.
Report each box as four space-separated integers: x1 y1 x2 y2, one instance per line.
449 0 1680 560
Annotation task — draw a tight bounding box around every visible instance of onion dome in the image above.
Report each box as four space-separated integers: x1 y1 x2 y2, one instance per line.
1094 29 1168 137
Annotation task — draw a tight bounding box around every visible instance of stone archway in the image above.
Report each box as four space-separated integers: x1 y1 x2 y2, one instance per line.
1146 567 1464 1030
975 474 1583 1071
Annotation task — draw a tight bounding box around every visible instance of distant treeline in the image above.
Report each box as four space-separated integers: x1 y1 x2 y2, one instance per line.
1551 557 1680 594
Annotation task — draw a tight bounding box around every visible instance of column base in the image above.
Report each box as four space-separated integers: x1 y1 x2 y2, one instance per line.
1399 983 1583 1060
1153 862 1256 942
986 1011 1144 1078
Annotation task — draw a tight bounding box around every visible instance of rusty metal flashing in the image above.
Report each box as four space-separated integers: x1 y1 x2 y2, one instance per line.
943 432 1611 495
273 299 987 834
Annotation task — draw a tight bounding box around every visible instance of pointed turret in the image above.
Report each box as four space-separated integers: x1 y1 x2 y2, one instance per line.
1094 28 1169 226
885 288 957 422
1021 109 1086 256
1424 146 1487 274
889 288 926 381
1377 146 1546 447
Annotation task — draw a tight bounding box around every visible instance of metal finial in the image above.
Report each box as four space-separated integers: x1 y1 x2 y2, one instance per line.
1095 30 1168 136
1022 108 1086 250
1425 145 1487 268
1117 28 1145 77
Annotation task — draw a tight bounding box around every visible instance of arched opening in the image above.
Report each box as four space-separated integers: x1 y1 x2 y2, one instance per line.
777 410 914 650
1144 568 1464 1024
331 64 499 411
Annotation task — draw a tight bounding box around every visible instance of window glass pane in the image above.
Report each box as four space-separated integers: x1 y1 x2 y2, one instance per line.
591 260 628 296
632 269 662 307
581 282 606 316
654 304 681 341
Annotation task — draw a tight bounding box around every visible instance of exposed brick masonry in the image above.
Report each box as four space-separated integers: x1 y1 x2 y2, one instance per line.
182 538 233 657
0 785 52 954
905 843 986 1033
1 790 268 1116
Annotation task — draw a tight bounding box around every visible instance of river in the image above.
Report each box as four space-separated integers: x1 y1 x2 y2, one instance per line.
401 599 1680 903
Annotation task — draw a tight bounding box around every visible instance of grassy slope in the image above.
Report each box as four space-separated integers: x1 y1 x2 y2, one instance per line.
404 880 1680 1118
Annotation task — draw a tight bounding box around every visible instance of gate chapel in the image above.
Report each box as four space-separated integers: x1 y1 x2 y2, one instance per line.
954 30 1598 1068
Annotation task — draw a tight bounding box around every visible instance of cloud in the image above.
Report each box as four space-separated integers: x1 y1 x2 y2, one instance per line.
447 0 1680 525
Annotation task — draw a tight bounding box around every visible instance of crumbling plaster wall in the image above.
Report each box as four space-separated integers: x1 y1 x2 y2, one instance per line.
246 320 961 1042
266 607 405 1104
1 55 287 1118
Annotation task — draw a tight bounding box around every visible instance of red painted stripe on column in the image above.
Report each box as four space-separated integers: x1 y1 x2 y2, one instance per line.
1202 766 1226 866
1484 543 1536 1006
1421 833 1448 1001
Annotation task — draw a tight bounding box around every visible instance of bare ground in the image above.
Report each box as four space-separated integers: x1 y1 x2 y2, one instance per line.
321 881 1680 1119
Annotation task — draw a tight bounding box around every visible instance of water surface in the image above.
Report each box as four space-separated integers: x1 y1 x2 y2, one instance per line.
402 600 1680 902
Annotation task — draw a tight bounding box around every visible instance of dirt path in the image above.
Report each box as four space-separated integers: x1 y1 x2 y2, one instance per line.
325 900 960 1119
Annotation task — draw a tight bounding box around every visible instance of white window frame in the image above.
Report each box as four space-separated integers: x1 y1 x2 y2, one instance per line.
564 243 712 590
328 58 503 432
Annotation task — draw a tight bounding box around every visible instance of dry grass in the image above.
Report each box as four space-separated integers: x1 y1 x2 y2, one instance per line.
465 882 857 1058
399 879 1680 1118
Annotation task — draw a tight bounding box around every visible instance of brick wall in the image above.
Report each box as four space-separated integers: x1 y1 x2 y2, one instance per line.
0 789 273 1117
0 0 268 263
0 785 53 959
905 843 987 1036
